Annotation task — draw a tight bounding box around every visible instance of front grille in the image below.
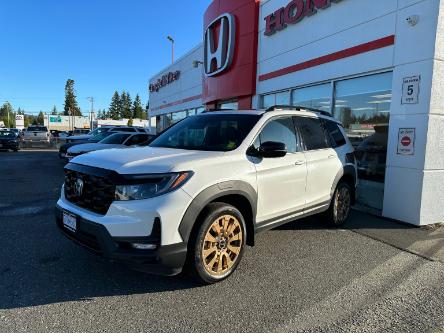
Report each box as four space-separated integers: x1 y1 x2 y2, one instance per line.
64 169 116 215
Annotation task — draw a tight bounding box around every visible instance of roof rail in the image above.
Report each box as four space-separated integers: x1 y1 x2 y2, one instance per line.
266 105 333 118
202 109 234 113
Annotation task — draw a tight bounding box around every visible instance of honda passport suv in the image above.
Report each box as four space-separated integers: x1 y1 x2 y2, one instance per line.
55 107 357 283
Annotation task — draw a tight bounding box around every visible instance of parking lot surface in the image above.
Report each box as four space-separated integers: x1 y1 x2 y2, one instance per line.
0 151 443 333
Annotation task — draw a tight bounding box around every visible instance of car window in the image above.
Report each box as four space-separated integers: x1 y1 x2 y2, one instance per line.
27 126 48 132
0 131 15 138
296 117 330 151
124 134 149 146
150 114 261 152
323 120 346 148
256 117 298 153
99 133 131 144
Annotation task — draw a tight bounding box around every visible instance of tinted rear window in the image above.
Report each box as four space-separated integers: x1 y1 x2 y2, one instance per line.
27 127 48 132
296 117 330 151
324 120 347 147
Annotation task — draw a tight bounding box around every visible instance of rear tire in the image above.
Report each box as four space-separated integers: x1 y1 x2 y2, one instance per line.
325 181 352 226
186 202 246 284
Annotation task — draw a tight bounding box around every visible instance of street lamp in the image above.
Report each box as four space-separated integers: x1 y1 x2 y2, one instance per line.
167 35 175 64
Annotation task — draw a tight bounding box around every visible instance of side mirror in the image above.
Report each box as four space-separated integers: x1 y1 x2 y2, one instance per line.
258 141 287 158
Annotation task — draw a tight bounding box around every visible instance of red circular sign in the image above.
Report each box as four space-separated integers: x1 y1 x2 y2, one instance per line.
401 136 411 146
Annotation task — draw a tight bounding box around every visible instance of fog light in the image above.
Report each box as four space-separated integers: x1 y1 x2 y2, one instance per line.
130 243 157 250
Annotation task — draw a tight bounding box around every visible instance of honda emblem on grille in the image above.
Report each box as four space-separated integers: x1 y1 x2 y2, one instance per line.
204 13 235 77
74 178 84 197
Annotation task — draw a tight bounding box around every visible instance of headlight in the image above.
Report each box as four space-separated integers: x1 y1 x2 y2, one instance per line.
115 172 193 201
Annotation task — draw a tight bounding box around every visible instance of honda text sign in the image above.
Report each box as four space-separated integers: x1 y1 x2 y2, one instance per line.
264 0 344 36
204 13 236 77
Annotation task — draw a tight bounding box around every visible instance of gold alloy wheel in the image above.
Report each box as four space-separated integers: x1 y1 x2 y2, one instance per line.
202 214 243 276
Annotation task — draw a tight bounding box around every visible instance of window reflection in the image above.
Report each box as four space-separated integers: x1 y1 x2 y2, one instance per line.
291 83 331 111
334 72 393 211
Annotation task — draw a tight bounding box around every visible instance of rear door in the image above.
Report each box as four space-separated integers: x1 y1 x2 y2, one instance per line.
295 116 342 208
253 116 307 223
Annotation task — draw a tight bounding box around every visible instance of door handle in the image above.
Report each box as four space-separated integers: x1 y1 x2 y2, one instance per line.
295 160 305 166
328 155 336 159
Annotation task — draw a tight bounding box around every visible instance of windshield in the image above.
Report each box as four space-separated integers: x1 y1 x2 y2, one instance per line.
27 126 48 132
150 114 261 152
99 133 131 144
0 131 15 138
88 132 113 142
88 127 110 136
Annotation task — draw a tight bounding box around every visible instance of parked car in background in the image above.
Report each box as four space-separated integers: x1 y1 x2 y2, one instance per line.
59 128 151 159
22 126 51 146
0 130 20 152
66 126 149 143
65 132 154 160
56 107 357 283
9 128 21 138
59 131 115 159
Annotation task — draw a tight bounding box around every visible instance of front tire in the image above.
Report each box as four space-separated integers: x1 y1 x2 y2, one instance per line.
187 203 246 284
325 181 352 226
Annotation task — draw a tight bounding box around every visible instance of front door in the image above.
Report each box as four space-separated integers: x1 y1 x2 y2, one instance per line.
252 116 307 223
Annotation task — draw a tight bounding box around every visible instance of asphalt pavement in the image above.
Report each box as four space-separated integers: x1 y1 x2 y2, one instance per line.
0 151 443 333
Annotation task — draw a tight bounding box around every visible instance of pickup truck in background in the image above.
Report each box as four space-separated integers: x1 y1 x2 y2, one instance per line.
23 126 51 147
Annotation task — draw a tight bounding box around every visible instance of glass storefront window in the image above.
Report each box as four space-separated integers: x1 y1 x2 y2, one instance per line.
218 101 238 110
171 110 187 124
291 83 331 112
334 71 393 210
261 91 290 109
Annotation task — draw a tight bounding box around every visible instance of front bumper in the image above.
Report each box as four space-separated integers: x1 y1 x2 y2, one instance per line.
0 141 19 150
55 205 188 276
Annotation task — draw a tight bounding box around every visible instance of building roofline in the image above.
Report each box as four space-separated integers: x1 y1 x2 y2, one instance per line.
149 43 203 81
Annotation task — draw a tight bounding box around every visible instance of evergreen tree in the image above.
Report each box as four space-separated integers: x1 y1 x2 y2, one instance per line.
121 91 132 119
109 91 121 120
63 79 82 116
37 111 45 125
132 94 144 119
0 102 14 127
51 106 58 115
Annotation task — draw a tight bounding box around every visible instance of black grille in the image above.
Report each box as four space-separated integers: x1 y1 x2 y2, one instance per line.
64 169 116 215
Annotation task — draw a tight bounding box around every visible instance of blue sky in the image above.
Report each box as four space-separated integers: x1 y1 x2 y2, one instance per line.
0 0 210 115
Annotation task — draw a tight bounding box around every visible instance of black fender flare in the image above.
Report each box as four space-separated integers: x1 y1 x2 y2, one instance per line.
179 181 257 244
330 164 357 203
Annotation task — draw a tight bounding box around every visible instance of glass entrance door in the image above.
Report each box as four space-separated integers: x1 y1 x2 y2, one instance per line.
333 72 393 211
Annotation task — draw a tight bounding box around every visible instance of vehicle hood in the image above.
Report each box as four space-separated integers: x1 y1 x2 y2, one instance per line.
68 134 92 140
0 137 17 141
71 147 225 174
68 143 123 154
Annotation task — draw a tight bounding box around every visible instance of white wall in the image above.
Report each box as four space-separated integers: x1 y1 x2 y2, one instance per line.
149 44 204 116
256 0 398 96
384 0 444 225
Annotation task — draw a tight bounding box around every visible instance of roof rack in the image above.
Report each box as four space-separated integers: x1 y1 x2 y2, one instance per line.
202 109 234 113
266 105 333 118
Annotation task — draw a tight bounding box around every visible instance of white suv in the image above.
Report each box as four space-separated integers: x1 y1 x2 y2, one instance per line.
56 108 357 283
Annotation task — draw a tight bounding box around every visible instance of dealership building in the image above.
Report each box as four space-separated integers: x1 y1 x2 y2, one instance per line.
149 0 444 226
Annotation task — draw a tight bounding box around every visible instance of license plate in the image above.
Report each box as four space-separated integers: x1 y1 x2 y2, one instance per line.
63 212 77 232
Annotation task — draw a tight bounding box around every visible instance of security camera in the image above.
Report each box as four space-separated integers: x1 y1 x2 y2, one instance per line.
406 15 419 26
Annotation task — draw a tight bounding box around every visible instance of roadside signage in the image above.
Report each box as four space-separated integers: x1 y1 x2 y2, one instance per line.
50 116 62 123
397 128 415 155
402 76 420 104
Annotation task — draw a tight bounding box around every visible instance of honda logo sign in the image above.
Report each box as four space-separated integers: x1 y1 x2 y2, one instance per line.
204 13 235 77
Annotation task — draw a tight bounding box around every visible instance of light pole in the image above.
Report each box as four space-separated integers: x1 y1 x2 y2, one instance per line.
167 35 175 64
87 97 94 129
